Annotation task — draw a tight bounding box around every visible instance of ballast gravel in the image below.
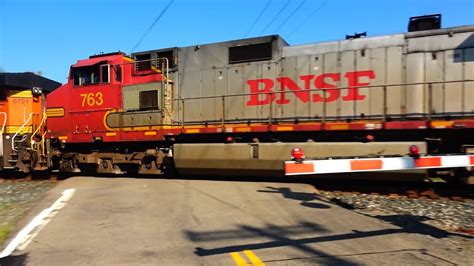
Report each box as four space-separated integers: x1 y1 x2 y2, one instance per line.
319 191 474 230
0 180 55 244
318 190 474 255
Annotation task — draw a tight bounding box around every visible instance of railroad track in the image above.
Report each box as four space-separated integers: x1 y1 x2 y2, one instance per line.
309 179 474 236
0 174 60 183
309 180 474 201
2 174 472 200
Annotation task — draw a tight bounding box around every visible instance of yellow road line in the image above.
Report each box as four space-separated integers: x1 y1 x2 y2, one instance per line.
243 250 265 266
230 252 248 266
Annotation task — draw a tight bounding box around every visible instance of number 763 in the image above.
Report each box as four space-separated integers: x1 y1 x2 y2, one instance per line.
80 92 104 107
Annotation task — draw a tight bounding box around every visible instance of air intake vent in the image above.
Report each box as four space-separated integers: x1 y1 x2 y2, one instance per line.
408 14 441 32
229 42 272 64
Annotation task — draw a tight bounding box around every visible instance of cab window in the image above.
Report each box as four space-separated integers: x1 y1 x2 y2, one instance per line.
101 65 109 83
115 65 122 82
72 64 110 86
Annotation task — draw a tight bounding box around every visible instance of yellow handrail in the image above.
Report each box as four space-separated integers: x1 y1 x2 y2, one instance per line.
30 112 47 151
0 112 7 134
12 113 33 151
41 130 48 156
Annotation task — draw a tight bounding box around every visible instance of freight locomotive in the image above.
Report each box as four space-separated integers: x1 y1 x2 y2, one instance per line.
12 15 474 180
0 73 60 173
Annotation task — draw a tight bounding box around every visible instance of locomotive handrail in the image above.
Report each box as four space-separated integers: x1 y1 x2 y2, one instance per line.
129 56 176 124
41 130 48 156
174 79 474 125
12 113 34 151
0 112 7 135
173 79 474 101
157 57 171 119
30 111 47 152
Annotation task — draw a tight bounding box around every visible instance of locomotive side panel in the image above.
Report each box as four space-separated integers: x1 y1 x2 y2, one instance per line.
444 49 464 114
227 65 244 122
369 47 386 117
262 61 279 120
201 68 215 122
323 52 340 118
405 29 474 118
280 56 298 120
465 48 474 113
405 53 426 117
282 35 407 120
294 54 312 119
178 69 202 123
386 46 404 117
242 63 259 121
174 36 286 124
214 67 227 123
340 50 355 118
425 50 444 115
309 54 324 118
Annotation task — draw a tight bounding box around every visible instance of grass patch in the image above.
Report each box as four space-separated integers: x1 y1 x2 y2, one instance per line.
0 224 13 244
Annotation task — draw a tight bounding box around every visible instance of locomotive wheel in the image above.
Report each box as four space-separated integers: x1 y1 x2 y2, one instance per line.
102 160 109 169
145 162 152 170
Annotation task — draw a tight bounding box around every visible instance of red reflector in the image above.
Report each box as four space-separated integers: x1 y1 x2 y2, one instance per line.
409 145 419 155
226 136 233 142
291 147 304 160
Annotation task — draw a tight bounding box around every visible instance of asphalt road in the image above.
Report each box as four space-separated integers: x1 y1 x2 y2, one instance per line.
1 176 470 265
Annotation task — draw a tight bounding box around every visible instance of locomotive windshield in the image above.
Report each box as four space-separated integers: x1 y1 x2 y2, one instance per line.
72 63 110 86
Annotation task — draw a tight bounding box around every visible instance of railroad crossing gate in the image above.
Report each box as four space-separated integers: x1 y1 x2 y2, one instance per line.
285 155 474 176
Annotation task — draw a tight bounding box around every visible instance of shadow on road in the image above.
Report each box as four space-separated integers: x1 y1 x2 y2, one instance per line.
375 215 474 239
257 186 332 209
186 214 469 264
186 221 360 265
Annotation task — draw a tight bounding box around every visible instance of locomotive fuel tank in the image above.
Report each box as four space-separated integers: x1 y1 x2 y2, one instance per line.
173 141 428 180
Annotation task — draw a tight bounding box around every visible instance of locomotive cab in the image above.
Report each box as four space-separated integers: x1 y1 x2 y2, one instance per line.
46 52 173 174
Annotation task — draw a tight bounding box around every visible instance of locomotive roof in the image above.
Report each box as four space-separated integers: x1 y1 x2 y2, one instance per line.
133 25 474 58
0 72 61 93
283 25 474 57
134 35 289 55
73 52 130 68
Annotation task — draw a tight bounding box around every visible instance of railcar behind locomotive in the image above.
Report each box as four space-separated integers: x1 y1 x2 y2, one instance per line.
45 16 474 180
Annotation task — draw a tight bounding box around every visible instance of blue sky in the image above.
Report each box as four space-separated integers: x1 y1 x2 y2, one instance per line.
0 0 473 83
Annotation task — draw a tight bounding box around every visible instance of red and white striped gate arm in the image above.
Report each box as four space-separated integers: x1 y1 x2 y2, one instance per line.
284 155 474 176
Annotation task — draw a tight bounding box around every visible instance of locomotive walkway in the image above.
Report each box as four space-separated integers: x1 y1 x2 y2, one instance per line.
1 177 472 265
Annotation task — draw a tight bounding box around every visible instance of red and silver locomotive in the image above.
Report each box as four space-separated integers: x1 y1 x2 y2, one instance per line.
46 15 474 180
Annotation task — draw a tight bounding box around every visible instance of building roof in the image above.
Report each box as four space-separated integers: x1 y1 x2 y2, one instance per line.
0 72 61 93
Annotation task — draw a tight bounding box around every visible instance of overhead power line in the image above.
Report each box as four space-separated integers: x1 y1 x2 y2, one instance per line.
273 0 306 33
287 0 328 38
243 0 273 38
259 0 291 35
131 0 174 53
